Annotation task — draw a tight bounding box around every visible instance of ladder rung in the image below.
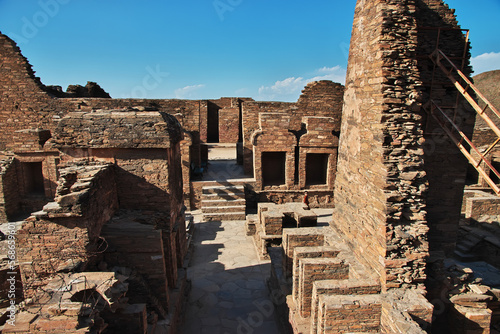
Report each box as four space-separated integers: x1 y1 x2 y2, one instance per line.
481 104 489 114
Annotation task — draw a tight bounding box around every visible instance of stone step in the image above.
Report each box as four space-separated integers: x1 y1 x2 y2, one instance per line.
201 198 246 207
456 244 471 253
203 212 246 221
202 185 245 195
454 249 478 262
464 234 483 243
202 193 245 201
202 205 246 214
459 239 481 249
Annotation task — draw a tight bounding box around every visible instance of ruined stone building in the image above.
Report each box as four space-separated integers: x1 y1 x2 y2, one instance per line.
1 0 500 333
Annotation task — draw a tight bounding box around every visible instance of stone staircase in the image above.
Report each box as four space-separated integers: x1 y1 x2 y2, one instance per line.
454 226 484 261
201 185 246 221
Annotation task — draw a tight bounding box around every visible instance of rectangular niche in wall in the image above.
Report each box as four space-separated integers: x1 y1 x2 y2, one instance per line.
262 152 286 186
22 162 44 194
306 153 329 186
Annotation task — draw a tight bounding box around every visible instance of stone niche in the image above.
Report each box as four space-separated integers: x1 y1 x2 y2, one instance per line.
298 116 338 190
251 113 297 191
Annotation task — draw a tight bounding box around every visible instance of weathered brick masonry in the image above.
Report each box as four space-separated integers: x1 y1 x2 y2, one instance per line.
265 0 478 333
0 0 486 330
333 0 472 292
242 81 343 176
0 158 19 221
17 162 118 297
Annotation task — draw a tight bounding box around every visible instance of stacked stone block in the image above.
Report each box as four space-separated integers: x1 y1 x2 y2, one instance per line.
102 213 171 310
463 190 500 223
282 228 325 278
292 247 340 303
380 289 434 333
297 258 349 318
280 228 390 333
317 295 382 333
311 279 381 333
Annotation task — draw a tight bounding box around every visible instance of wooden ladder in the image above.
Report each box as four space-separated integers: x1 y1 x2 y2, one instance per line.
426 48 500 195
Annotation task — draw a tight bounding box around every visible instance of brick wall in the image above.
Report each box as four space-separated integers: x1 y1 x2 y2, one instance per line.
311 279 381 334
318 295 382 333
241 81 344 176
102 215 170 310
0 158 20 221
167 139 188 267
8 129 51 152
218 108 239 143
298 116 338 191
296 81 344 129
0 33 64 151
17 163 118 296
180 133 192 209
242 101 293 175
297 258 349 317
252 113 297 191
332 0 430 292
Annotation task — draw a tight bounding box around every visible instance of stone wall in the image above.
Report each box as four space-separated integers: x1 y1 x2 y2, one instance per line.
295 81 344 128
242 101 294 175
332 0 428 292
102 213 171 310
298 116 339 191
9 129 51 153
49 110 182 149
332 0 474 293
51 111 183 213
17 162 118 296
251 113 297 191
218 107 239 143
0 158 19 221
0 32 63 151
241 81 344 176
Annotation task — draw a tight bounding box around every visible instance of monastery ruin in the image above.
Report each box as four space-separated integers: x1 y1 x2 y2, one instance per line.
1 0 500 333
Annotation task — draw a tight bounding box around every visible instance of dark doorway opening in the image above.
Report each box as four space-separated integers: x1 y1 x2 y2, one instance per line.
262 152 286 186
23 162 44 194
306 153 329 186
207 102 219 143
283 213 297 229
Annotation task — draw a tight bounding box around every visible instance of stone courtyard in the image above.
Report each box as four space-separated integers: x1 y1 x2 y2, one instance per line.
1 0 500 333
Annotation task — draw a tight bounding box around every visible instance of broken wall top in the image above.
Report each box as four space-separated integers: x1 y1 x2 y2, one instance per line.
297 80 344 132
50 110 183 149
300 116 339 148
251 113 297 147
0 31 49 95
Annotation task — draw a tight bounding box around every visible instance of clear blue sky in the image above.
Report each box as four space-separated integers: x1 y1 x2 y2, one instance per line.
0 0 499 102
